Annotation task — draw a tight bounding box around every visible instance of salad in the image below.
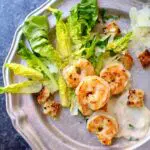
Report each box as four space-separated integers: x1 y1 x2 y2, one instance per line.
1 0 150 146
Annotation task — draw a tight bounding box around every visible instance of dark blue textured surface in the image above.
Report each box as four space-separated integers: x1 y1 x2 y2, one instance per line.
0 0 45 149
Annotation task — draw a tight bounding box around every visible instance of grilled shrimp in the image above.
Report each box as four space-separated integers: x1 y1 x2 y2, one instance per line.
63 58 95 88
100 63 130 95
121 53 133 70
75 76 110 116
87 111 119 145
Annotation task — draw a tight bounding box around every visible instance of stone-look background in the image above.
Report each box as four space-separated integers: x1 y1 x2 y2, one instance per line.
0 0 45 149
0 0 150 150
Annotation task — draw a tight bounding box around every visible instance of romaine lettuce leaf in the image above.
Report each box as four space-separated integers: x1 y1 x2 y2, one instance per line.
72 34 109 59
39 57 59 74
67 0 98 49
48 7 72 58
82 35 100 59
90 54 104 74
56 20 72 58
72 34 98 59
47 7 62 22
106 32 133 53
68 88 78 116
58 75 70 107
18 42 58 93
42 80 57 94
0 81 42 94
89 35 110 74
23 16 62 67
6 63 43 80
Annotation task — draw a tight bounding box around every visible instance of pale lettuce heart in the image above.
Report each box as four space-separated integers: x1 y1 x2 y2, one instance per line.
0 81 42 94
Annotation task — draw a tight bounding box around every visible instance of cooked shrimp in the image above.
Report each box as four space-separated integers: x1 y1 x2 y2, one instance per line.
75 76 110 116
100 63 130 95
100 103 108 112
87 111 119 145
63 58 95 88
120 53 133 70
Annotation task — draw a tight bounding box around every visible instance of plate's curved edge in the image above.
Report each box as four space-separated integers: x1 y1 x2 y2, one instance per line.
2 0 57 150
2 0 150 150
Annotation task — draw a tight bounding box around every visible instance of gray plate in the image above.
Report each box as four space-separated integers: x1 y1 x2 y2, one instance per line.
3 0 150 150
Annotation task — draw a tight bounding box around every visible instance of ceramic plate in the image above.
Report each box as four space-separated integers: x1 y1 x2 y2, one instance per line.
3 0 150 149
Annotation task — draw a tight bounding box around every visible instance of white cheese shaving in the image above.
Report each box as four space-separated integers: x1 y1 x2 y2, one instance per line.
129 7 150 49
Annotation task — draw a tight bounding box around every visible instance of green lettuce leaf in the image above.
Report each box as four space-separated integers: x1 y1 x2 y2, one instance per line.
42 80 57 94
47 7 62 22
106 32 133 53
6 63 44 80
72 34 109 59
23 16 62 67
89 35 110 74
56 19 72 58
67 0 98 49
68 88 78 116
18 42 58 93
0 81 42 94
58 75 70 107
90 54 104 74
72 34 98 59
48 7 72 58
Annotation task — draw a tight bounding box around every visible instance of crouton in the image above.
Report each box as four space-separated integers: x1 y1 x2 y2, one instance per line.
37 87 50 105
138 50 150 68
121 53 133 70
127 89 144 108
104 22 121 36
43 100 61 118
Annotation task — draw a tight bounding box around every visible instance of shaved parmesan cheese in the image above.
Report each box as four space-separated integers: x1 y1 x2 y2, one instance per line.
130 7 150 27
129 7 150 48
107 91 150 140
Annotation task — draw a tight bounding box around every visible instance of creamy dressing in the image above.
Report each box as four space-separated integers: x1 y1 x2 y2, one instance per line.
107 91 150 140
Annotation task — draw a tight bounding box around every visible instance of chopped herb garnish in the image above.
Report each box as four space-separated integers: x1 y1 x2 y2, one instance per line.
85 118 89 122
128 124 135 129
128 137 139 141
84 117 89 122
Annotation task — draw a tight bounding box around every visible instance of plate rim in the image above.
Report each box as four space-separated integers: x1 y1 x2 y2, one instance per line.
3 0 56 149
3 0 150 150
